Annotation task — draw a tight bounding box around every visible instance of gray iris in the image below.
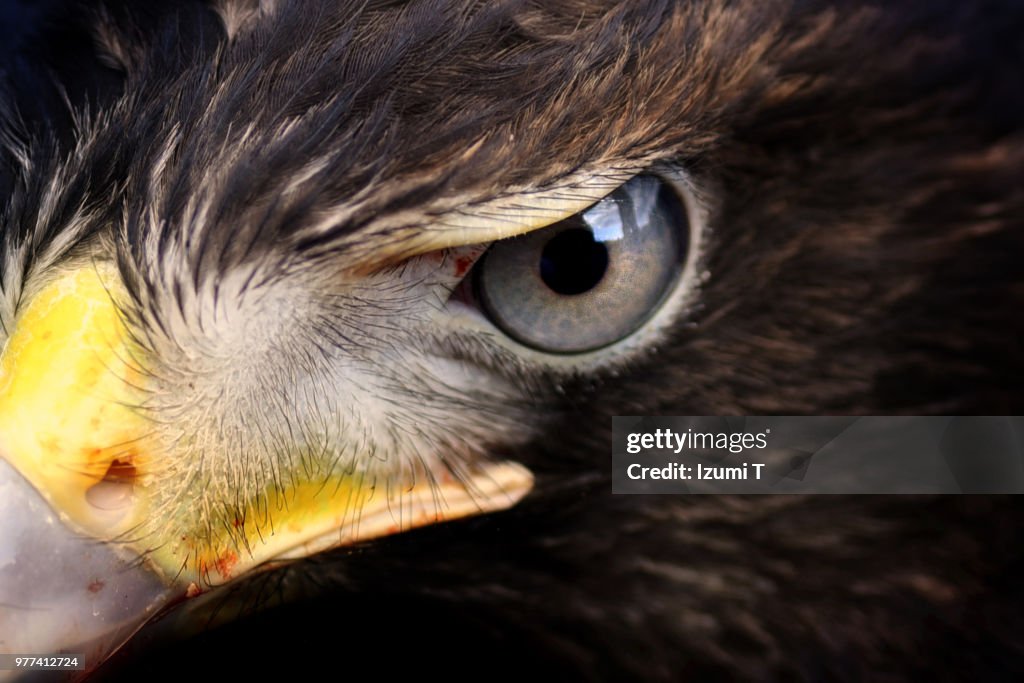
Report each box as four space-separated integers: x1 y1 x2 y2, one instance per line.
476 174 688 354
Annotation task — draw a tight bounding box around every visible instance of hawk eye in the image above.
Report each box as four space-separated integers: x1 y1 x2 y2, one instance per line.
474 174 689 354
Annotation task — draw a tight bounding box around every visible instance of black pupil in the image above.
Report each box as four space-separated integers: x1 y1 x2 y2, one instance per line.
540 227 610 296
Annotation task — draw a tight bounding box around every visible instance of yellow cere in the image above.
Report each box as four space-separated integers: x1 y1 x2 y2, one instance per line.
0 265 151 540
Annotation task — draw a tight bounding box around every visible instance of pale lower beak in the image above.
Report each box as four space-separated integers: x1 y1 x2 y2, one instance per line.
0 459 172 682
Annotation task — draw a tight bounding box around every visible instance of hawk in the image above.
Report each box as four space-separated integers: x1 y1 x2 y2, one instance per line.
1 1 1022 680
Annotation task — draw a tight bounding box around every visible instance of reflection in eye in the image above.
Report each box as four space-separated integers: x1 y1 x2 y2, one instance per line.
474 174 689 354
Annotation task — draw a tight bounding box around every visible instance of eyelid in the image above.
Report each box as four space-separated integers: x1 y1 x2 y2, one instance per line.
392 170 643 260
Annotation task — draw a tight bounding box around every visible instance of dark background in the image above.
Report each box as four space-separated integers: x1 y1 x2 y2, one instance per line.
0 1 51 56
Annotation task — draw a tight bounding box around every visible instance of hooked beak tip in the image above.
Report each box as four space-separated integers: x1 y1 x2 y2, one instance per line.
0 458 172 680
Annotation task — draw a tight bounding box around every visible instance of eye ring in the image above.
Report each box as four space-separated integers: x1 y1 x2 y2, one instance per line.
471 172 695 355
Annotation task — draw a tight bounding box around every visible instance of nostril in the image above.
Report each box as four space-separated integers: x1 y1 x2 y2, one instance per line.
85 459 137 512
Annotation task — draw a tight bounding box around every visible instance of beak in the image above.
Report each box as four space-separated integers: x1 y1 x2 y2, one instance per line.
0 264 532 678
0 458 173 677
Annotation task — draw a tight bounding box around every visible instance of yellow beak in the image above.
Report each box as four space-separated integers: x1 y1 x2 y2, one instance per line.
0 265 151 540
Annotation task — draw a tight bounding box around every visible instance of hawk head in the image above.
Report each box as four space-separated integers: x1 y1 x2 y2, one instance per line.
1 0 1021 679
